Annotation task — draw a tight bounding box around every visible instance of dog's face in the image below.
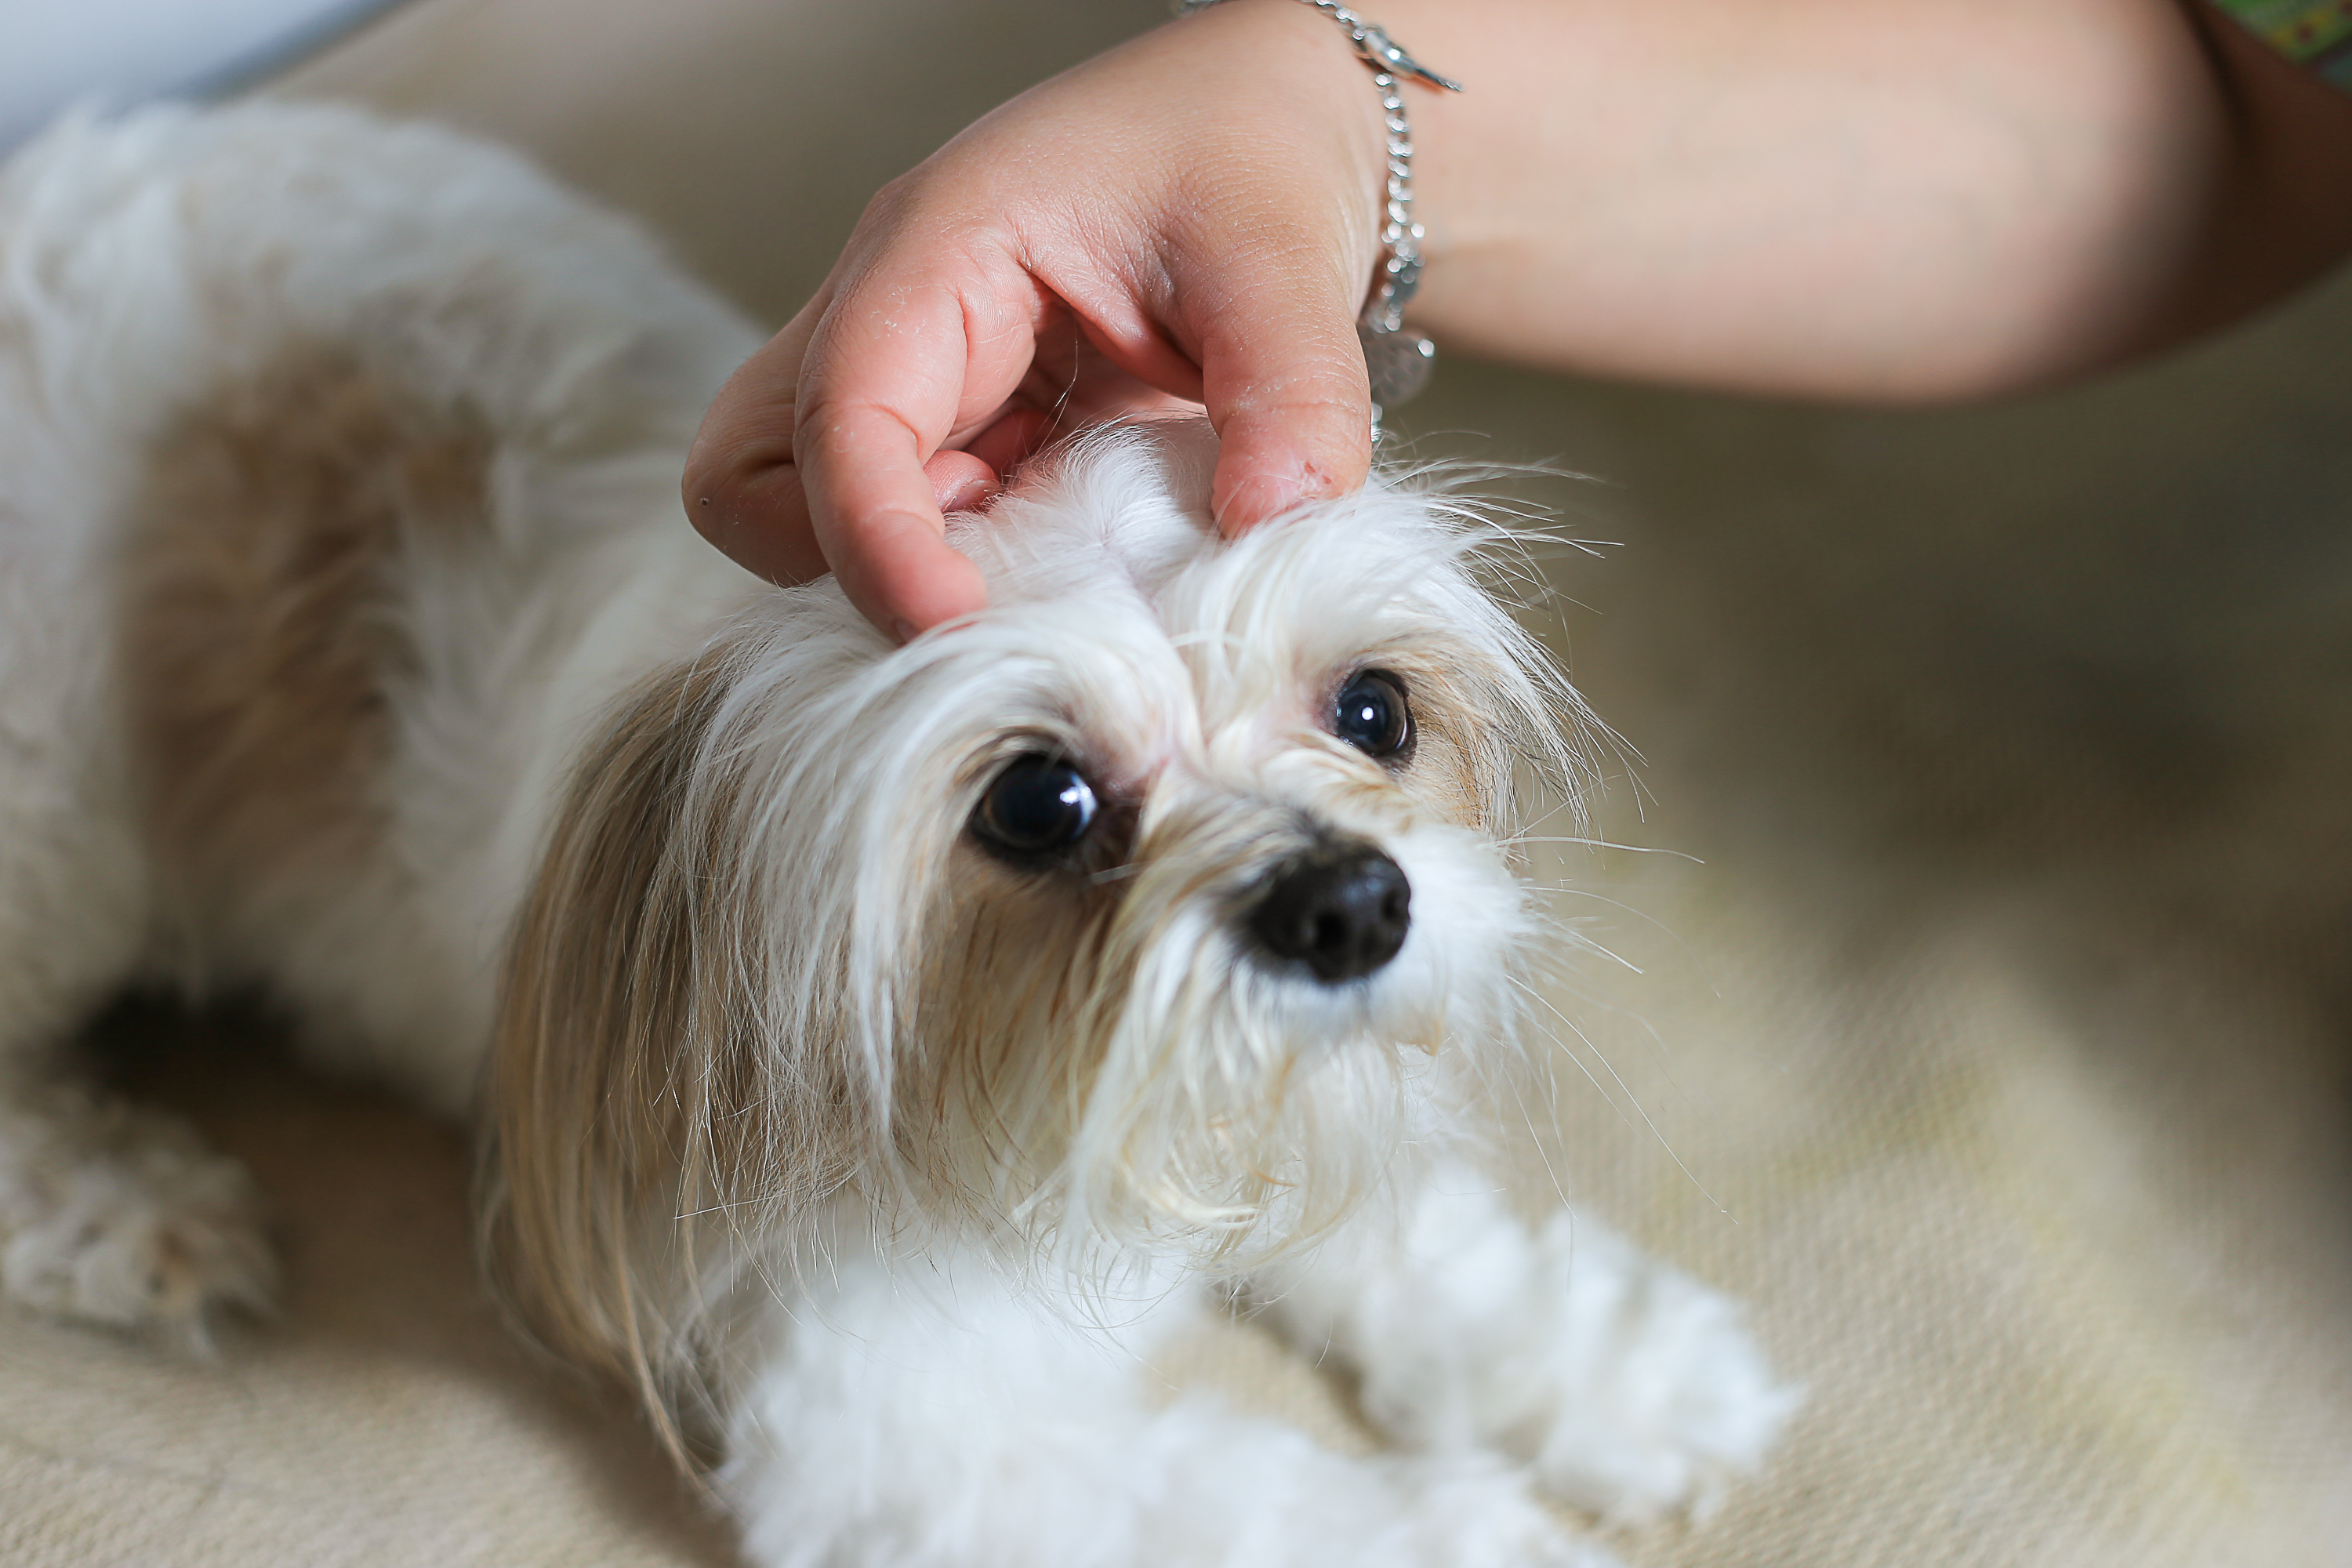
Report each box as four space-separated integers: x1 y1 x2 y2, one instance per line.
900 423 1577 1258
490 420 1584 1384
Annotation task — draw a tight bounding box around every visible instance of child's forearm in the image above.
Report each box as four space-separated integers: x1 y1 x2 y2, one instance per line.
1379 0 2352 399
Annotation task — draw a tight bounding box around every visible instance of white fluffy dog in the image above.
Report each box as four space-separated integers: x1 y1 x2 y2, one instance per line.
0 104 1795 1567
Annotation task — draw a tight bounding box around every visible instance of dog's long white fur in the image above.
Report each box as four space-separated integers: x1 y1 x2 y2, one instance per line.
0 103 1795 1567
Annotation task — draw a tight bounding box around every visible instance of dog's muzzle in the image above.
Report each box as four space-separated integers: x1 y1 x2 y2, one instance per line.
1246 837 1412 984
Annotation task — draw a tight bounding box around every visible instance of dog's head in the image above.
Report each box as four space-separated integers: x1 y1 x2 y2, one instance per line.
488 419 1591 1411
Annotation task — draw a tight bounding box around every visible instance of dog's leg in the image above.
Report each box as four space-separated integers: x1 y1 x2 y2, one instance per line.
1251 1166 1800 1525
0 644 272 1338
0 869 274 1338
714 1225 1613 1568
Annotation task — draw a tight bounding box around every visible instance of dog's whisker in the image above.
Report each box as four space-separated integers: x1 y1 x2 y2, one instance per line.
1504 834 1705 862
1508 975 1728 1218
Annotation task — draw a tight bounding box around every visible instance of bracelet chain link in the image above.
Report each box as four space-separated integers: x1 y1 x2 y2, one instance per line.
1173 0 1462 416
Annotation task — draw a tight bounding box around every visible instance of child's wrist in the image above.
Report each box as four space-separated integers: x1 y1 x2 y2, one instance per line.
1172 0 1463 412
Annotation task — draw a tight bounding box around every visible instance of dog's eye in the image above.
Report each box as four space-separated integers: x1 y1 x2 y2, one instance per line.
974 754 1099 858
1333 670 1412 760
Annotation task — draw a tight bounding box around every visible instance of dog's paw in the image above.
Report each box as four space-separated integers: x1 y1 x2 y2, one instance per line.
1494 1213 1802 1523
730 1385 1616 1568
0 1091 275 1341
1327 1183 1800 1526
1379 1455 1627 1568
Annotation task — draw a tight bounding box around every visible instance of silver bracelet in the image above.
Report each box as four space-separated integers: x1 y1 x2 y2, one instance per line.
1173 0 1463 418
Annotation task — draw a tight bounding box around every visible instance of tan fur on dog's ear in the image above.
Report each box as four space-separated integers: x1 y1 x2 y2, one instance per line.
480 652 833 1462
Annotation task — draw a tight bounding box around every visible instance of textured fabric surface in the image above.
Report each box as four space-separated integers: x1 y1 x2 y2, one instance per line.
5 1 2352 1563
0 1006 735 1568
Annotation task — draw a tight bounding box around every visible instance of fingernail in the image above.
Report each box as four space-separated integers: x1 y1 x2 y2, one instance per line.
1216 462 1313 534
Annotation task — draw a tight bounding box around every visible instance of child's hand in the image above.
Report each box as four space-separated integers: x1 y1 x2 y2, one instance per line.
684 0 2352 642
682 0 1386 639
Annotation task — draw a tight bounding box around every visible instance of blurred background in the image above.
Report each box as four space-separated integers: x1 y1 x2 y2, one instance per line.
0 0 401 150
4 3 2350 1566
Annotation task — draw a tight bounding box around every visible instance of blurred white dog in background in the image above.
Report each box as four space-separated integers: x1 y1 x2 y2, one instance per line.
0 103 1794 1568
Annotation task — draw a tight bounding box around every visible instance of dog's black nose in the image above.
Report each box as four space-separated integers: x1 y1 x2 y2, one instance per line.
1247 839 1411 983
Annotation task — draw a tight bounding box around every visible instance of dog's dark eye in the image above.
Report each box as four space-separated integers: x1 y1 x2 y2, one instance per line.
974 754 1099 858
1333 670 1412 760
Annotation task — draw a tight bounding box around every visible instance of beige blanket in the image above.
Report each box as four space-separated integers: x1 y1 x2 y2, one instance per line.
6 2 2350 1563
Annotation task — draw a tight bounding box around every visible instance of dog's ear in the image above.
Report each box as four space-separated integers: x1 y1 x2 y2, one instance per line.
479 653 769 1461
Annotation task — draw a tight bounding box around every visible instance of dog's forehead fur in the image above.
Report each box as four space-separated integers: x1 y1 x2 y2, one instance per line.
904 419 1532 793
